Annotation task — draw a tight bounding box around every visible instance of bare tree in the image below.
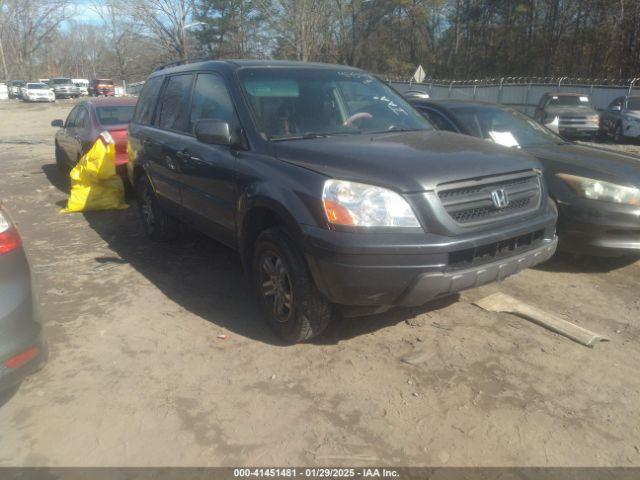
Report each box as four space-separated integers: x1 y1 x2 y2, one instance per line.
2 0 73 78
91 0 136 79
128 0 195 61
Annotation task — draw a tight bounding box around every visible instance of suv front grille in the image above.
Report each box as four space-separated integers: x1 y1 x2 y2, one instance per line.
437 171 542 226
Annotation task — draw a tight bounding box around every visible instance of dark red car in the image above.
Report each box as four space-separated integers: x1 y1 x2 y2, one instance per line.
52 97 137 176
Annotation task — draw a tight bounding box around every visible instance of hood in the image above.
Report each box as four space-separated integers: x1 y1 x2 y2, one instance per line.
526 143 640 187
543 106 597 117
274 130 541 192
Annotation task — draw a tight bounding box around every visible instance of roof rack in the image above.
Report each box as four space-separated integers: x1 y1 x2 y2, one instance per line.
153 57 212 72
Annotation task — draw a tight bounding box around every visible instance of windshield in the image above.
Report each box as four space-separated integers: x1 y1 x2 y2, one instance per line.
627 97 640 110
52 78 72 85
547 95 592 108
27 83 48 90
450 105 563 148
238 67 432 140
96 105 135 125
96 79 114 85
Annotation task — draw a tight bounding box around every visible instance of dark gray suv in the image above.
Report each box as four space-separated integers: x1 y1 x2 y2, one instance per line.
127 60 558 343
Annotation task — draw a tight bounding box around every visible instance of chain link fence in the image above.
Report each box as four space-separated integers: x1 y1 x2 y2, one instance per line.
388 77 640 115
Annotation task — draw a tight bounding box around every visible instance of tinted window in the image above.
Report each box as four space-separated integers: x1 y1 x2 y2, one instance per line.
450 105 562 148
75 107 89 129
97 106 135 125
132 76 163 125
189 73 241 134
65 106 80 128
547 95 592 107
420 108 456 132
626 97 640 110
157 74 194 132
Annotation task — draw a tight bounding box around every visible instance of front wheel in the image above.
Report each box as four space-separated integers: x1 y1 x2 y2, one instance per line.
55 144 69 174
253 227 331 343
135 175 179 242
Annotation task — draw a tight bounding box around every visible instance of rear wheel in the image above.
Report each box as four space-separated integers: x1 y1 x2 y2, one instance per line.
614 122 625 143
135 174 179 241
55 144 69 174
253 227 331 343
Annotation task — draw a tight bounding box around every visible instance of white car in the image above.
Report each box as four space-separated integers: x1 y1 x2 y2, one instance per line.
72 78 89 96
0 83 8 100
21 83 56 102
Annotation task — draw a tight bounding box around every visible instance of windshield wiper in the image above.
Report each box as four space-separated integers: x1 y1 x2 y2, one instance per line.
368 127 425 134
271 131 362 141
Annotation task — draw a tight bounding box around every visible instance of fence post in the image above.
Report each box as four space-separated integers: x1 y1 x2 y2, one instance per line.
497 77 504 104
448 81 453 99
523 82 530 114
629 78 639 96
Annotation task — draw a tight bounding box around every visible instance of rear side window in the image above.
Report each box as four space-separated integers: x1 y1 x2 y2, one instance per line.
189 73 241 134
132 76 163 126
157 74 194 132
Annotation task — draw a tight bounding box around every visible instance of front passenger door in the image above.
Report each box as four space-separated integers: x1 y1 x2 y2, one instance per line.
178 72 246 247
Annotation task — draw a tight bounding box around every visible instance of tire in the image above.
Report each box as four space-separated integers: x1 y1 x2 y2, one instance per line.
613 122 625 143
252 227 331 343
135 174 179 242
55 144 69 174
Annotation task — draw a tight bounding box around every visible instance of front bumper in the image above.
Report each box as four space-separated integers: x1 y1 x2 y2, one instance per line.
302 204 557 310
558 198 640 256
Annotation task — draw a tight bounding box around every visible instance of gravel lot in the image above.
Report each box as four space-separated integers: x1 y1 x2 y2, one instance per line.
0 99 639 467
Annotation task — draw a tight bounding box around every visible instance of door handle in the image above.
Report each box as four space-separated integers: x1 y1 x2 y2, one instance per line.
176 150 202 163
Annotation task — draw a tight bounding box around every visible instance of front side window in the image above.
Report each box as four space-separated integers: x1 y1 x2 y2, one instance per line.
65 106 80 128
238 68 431 140
189 73 241 135
75 108 89 129
132 76 163 126
450 105 563 148
157 74 194 132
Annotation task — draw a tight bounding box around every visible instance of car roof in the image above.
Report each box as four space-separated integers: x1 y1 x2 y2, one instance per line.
83 97 137 107
151 59 362 77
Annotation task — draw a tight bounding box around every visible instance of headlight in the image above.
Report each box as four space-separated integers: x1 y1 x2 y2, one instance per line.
322 179 420 227
557 173 639 205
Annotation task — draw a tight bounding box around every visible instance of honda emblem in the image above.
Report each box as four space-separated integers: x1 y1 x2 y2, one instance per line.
491 188 509 209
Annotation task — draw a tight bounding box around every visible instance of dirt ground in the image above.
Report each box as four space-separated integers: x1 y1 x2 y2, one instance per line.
0 99 639 467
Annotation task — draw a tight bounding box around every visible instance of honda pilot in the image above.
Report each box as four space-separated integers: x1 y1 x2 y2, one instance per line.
127 60 558 343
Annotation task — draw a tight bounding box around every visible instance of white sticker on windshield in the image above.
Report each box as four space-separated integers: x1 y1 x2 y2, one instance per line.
489 131 520 148
580 96 589 102
373 95 408 116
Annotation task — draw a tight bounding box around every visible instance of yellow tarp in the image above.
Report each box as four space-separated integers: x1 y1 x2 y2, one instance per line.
61 135 128 213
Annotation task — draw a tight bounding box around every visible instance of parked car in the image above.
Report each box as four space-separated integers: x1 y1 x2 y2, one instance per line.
50 78 80 99
20 82 55 102
8 80 25 99
533 92 599 139
127 60 558 343
599 95 640 143
72 78 90 96
409 98 640 257
51 97 137 175
0 83 8 101
89 78 115 97
0 203 47 393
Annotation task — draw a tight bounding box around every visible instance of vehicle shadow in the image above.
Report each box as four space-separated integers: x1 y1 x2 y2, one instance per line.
42 163 69 194
535 251 640 273
42 162 464 345
316 295 459 345
0 384 20 409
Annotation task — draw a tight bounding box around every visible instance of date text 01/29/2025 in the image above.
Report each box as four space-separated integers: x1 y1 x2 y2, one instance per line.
233 468 400 478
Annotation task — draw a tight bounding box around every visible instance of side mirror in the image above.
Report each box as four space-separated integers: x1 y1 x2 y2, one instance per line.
51 119 64 128
611 105 621 111
194 119 240 147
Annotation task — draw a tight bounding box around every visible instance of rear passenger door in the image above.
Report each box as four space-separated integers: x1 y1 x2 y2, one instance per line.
146 74 195 208
177 72 245 247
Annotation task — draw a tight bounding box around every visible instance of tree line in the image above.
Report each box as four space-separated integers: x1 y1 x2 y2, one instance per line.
1 0 639 84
